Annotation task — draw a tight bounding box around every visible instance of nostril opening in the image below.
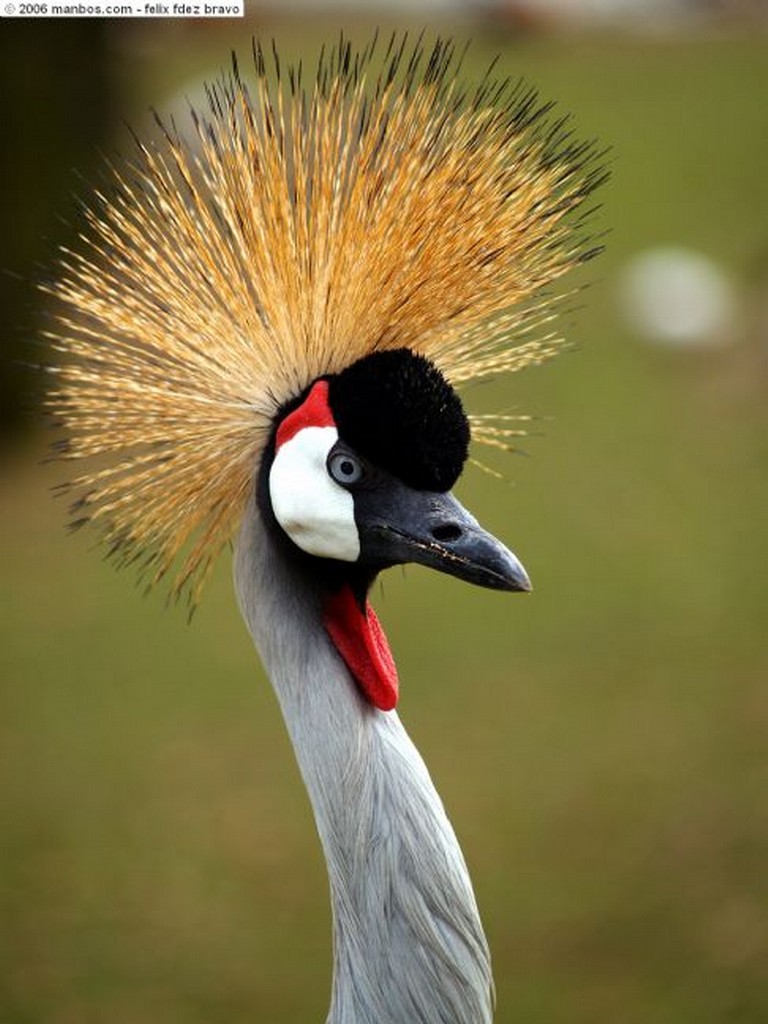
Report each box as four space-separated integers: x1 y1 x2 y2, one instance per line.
431 523 462 544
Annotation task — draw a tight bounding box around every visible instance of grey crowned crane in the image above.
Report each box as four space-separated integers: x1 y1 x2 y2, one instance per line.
48 36 602 1024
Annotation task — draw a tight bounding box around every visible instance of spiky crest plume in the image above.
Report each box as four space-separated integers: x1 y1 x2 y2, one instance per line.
46 34 604 605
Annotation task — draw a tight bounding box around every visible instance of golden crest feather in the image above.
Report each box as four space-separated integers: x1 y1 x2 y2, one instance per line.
46 34 604 605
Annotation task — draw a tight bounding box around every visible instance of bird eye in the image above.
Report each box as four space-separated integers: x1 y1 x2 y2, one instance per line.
328 450 364 486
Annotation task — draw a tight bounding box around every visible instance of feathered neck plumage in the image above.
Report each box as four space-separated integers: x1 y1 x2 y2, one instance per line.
234 494 493 1024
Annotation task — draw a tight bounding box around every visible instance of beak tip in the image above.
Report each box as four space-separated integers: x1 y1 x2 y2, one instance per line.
503 551 532 594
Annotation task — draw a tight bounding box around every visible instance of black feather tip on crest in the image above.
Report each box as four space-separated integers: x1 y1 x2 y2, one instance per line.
328 349 469 492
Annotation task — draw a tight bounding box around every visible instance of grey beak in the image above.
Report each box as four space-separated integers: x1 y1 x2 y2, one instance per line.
355 483 531 593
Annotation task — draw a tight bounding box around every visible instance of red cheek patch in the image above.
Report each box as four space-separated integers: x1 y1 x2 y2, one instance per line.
275 379 335 449
323 585 399 712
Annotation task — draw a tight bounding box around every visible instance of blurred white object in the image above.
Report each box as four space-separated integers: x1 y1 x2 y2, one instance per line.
620 246 737 348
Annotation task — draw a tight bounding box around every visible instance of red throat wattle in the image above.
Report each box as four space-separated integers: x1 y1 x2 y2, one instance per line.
323 586 399 712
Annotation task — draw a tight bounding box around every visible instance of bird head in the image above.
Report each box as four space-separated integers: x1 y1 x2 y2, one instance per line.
262 348 530 711
46 36 603 692
266 347 529 591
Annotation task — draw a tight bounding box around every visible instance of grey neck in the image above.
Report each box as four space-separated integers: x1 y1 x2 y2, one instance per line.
234 493 493 1024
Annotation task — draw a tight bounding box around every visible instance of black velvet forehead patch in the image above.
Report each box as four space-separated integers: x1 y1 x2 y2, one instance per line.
327 349 470 492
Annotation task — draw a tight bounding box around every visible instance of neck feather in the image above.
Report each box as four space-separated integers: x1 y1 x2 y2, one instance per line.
234 493 493 1024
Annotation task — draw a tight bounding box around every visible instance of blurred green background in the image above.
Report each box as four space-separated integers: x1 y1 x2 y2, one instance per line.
2 8 768 1024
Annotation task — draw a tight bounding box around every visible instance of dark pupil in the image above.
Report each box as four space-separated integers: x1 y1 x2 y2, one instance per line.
340 459 355 477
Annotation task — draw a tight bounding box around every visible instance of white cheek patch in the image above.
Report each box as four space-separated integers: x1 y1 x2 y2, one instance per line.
269 426 361 562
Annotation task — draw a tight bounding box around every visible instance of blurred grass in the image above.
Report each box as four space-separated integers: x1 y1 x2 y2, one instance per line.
2 23 768 1024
